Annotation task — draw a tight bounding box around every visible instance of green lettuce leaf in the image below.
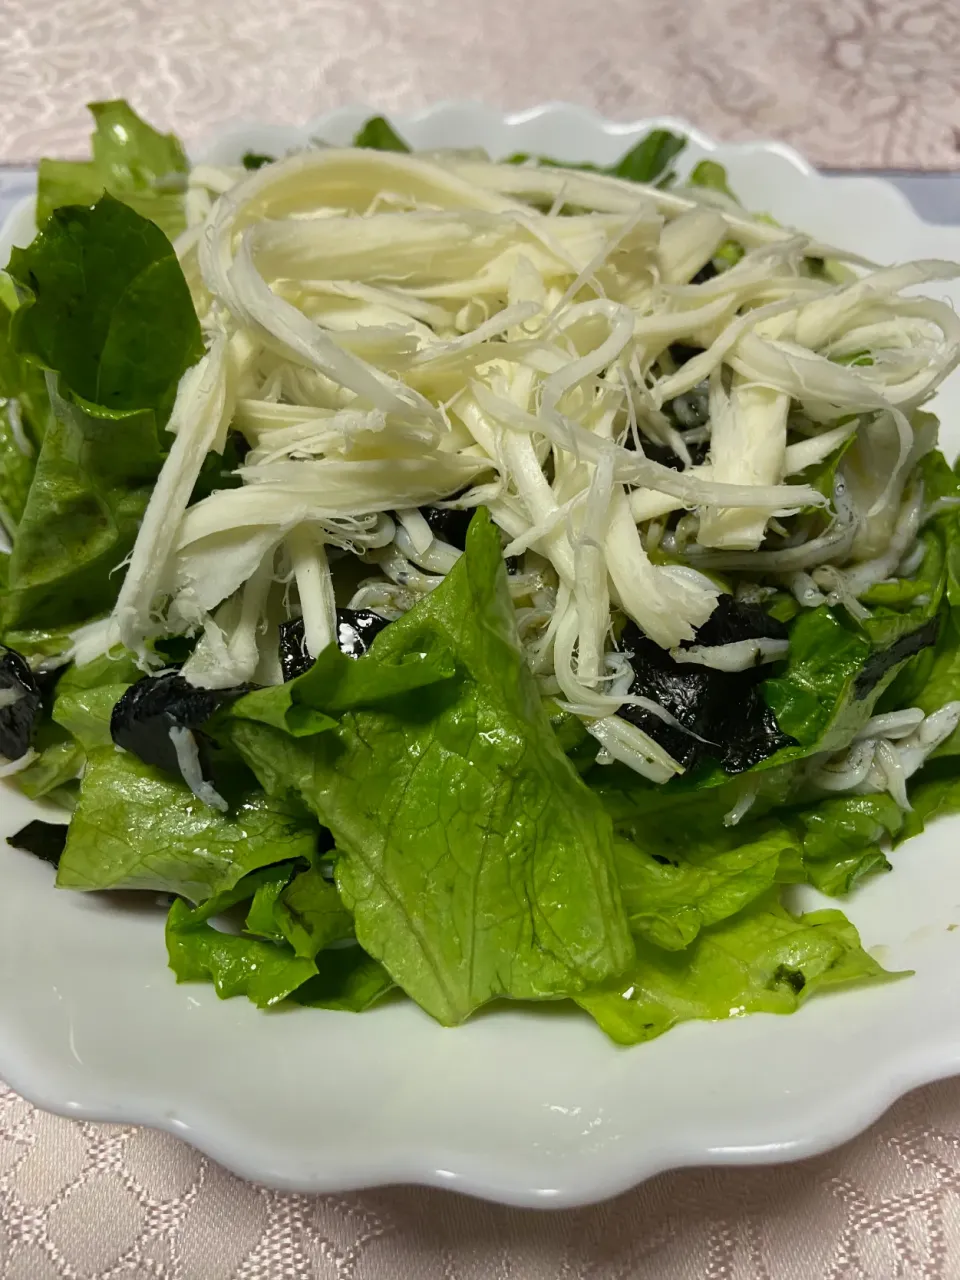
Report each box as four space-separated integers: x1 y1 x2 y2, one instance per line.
166 898 317 1008
1 198 202 629
909 611 960 759
0 392 164 629
228 637 456 738
224 510 634 1025
761 605 937 762
897 758 960 845
51 649 141 748
56 747 319 902
352 116 411 153
578 892 895 1045
0 289 52 536
293 947 395 1012
37 100 189 241
14 729 84 804
242 152 275 171
687 159 738 199
919 449 960 609
876 452 960 751
244 865 296 941
610 131 686 186
785 794 900 896
243 862 353 958
271 866 353 960
613 825 793 951
0 623 81 664
167 863 391 1012
9 197 201 420
0 401 34 536
507 129 687 188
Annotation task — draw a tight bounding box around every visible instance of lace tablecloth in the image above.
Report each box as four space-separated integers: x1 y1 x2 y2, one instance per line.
3 1 960 1275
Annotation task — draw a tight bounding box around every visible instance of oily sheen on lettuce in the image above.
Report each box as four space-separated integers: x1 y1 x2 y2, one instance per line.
1 198 202 628
36 100 189 242
166 863 393 1012
0 286 51 540
592 761 895 903
578 891 892 1045
224 511 634 1025
57 747 318 903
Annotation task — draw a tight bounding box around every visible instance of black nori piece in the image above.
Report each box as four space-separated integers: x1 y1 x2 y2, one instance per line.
278 619 312 682
690 261 719 285
279 609 392 681
110 669 246 780
0 645 42 762
336 608 391 659
616 632 716 770
7 820 68 868
693 593 788 647
853 617 940 701
668 343 702 367
422 505 473 551
622 432 709 472
616 595 796 775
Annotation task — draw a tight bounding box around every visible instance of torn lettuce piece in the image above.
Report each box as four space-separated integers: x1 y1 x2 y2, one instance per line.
578 891 896 1045
13 730 83 804
785 794 901 896
611 131 687 186
56 746 319 903
166 862 390 1012
613 825 794 951
0 401 34 537
8 196 202 422
0 283 53 448
593 758 893 903
271 865 353 960
898 757 960 845
244 864 297 942
1 198 202 630
166 898 317 1008
51 650 141 749
902 610 960 760
756 606 939 769
0 393 165 630
506 128 687 188
224 510 634 1026
241 152 275 171
242 861 353 959
352 116 411 153
292 947 396 1012
687 159 738 200
0 290 53 536
229 636 455 738
37 100 189 241
918 449 960 610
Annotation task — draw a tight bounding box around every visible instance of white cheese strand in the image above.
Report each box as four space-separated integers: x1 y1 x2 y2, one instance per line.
168 727 229 812
110 334 234 660
287 525 337 659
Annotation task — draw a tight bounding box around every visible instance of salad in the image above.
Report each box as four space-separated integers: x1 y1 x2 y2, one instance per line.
1 102 960 1043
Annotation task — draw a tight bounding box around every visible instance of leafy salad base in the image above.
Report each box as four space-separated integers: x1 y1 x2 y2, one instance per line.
3 105 960 1206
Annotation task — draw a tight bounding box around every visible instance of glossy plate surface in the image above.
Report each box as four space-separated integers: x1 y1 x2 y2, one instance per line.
2 104 960 1208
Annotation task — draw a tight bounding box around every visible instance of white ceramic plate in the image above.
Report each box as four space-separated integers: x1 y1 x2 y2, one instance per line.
3 104 960 1210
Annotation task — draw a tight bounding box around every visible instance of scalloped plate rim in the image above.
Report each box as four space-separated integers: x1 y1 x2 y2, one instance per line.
2 102 960 1210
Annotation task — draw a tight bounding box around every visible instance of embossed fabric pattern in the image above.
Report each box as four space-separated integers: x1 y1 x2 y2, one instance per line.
0 0 959 167
3 1 960 1276
4 1079 960 1277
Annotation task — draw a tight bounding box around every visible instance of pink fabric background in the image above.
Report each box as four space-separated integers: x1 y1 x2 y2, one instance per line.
3 1 960 1275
